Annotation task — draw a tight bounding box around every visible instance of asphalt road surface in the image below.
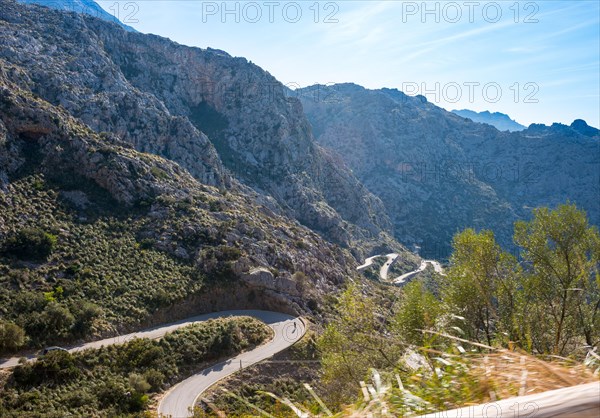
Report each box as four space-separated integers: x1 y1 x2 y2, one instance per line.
393 259 445 284
158 311 305 418
379 253 400 281
0 310 303 369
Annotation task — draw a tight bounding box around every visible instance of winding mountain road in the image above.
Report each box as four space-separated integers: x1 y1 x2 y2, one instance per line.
357 255 382 270
357 253 444 283
1 301 596 417
380 253 399 281
1 310 305 416
393 259 445 284
158 311 305 418
1 310 305 417
1 310 296 369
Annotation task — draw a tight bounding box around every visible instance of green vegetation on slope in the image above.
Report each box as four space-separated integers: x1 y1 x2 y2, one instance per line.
0 69 360 352
0 175 202 349
438 202 600 354
0 317 271 417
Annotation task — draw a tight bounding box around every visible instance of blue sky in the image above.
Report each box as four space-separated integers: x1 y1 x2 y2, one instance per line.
97 1 600 127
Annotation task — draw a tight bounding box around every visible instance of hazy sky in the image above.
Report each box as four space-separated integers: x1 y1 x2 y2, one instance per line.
97 0 600 127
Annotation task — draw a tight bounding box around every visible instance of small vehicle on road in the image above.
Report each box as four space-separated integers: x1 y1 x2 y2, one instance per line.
41 346 68 355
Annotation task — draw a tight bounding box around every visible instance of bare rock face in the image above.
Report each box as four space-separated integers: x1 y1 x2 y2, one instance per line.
241 268 300 298
60 190 90 209
0 0 402 257
0 66 197 206
1 0 226 188
298 84 599 256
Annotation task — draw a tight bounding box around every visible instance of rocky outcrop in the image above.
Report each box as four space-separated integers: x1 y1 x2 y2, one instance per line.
570 119 599 137
241 268 300 298
0 64 197 206
0 3 227 189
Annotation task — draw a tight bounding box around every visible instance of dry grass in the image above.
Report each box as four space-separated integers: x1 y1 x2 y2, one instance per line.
417 330 598 402
331 350 599 418
463 350 598 402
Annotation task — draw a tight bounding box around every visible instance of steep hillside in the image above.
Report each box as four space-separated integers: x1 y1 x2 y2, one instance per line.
0 0 400 256
297 84 599 256
0 65 364 349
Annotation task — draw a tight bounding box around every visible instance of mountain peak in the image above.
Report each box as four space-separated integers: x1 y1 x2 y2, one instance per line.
571 119 599 137
18 0 137 31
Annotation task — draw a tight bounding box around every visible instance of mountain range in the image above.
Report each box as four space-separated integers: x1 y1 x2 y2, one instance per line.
1 0 598 271
451 109 526 132
3 0 405 259
2 0 426 338
0 2 598 416
295 83 599 257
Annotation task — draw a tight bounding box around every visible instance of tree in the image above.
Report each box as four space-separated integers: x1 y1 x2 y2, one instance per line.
14 350 80 386
441 229 520 345
317 284 401 406
42 302 75 339
70 301 102 337
514 203 600 354
393 280 441 346
24 302 75 345
0 320 26 353
128 373 151 393
2 227 57 261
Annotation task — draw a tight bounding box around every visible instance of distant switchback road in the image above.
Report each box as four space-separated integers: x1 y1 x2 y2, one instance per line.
357 253 444 282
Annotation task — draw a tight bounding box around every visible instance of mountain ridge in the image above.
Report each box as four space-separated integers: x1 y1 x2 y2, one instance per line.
297 83 599 257
451 109 526 132
0 56 383 347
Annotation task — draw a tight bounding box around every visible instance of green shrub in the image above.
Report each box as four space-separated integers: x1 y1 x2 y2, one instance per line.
0 321 27 353
70 301 102 338
128 373 151 393
14 350 80 386
143 369 165 391
23 302 75 346
2 227 57 261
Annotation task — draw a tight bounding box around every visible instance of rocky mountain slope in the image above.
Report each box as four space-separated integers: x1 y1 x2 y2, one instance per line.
297 84 599 257
0 62 373 349
0 0 400 257
452 109 526 132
